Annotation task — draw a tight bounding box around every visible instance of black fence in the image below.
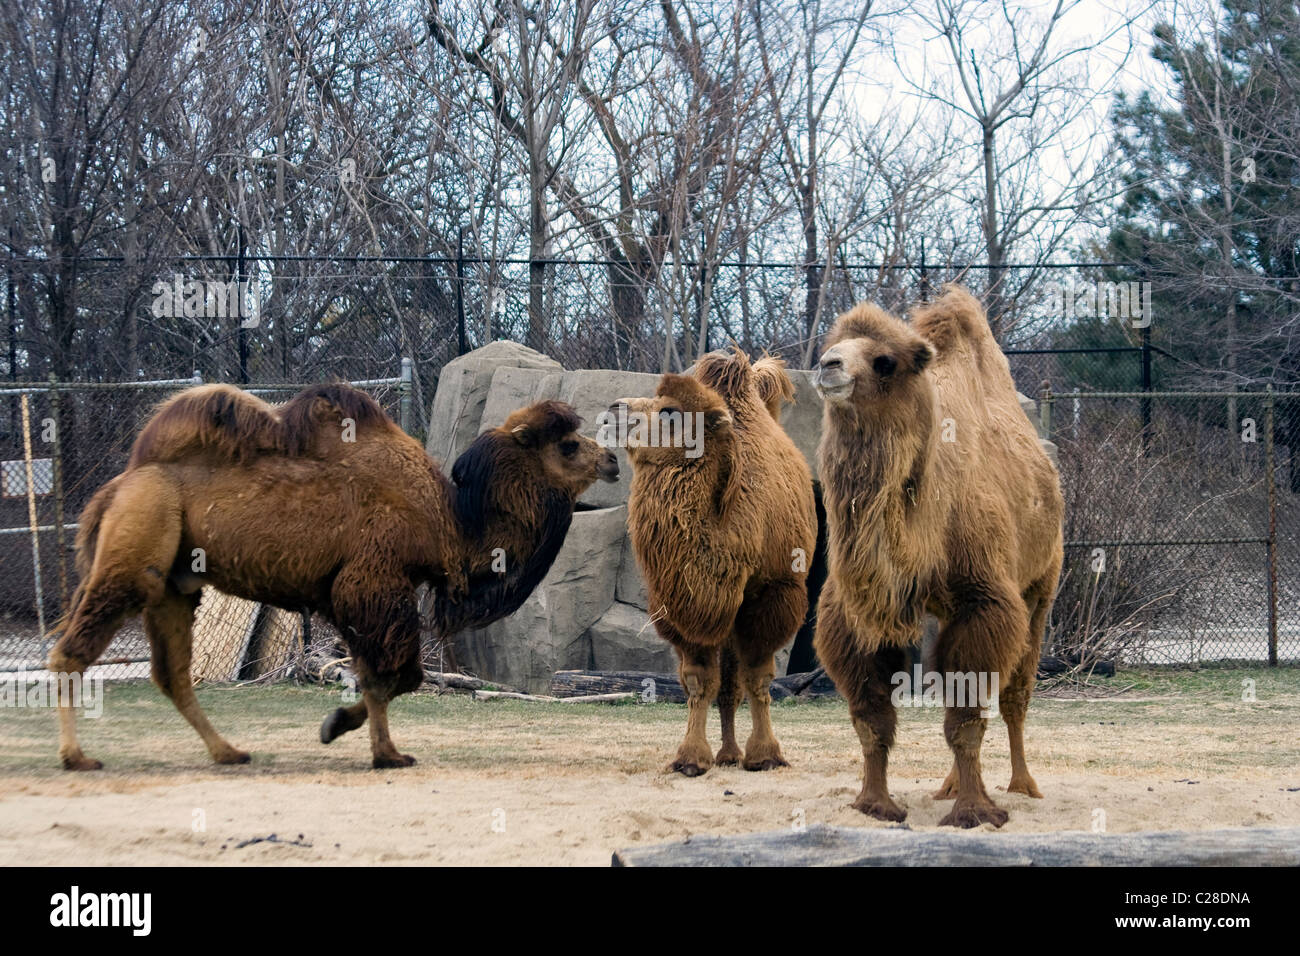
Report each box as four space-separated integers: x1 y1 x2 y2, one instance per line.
2 254 1295 679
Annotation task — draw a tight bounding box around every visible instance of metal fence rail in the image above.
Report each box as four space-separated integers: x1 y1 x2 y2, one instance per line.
1041 388 1298 667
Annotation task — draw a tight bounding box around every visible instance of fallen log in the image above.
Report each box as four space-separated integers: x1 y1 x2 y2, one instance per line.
473 689 635 704
425 671 521 694
552 670 685 702
1038 655 1117 677
612 823 1300 867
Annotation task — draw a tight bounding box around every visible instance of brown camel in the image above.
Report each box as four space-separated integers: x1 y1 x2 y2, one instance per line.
811 285 1064 828
612 350 817 775
47 384 617 770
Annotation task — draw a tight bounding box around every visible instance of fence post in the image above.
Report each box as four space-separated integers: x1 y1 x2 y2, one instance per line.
19 393 46 652
48 373 68 615
919 237 930 300
456 228 467 356
1038 384 1053 440
1265 386 1278 667
399 357 413 434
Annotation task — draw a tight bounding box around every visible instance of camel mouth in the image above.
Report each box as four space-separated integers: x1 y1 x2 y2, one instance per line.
597 452 620 482
813 372 854 403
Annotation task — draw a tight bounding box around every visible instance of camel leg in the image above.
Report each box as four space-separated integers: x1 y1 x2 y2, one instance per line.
735 578 805 771
935 591 1026 828
667 641 721 777
714 643 743 766
47 582 136 771
146 590 249 765
738 652 787 771
353 649 423 769
815 585 907 821
49 472 181 770
332 566 424 769
319 700 368 744
933 764 960 800
1004 589 1049 798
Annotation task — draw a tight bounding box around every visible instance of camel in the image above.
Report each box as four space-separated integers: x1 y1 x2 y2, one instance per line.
611 349 817 775
47 383 617 770
811 285 1064 828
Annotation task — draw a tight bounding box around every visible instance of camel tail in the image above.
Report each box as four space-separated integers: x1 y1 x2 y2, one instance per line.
751 354 796 420
910 284 996 356
51 478 119 633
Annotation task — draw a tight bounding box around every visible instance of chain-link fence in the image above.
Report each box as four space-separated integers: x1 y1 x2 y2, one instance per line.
0 373 410 682
1045 388 1298 665
3 254 1296 680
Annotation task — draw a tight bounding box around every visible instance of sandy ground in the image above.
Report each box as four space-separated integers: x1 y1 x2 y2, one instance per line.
1 673 1298 865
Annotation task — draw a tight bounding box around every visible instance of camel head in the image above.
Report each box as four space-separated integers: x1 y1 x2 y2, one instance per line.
606 374 733 467
813 303 935 407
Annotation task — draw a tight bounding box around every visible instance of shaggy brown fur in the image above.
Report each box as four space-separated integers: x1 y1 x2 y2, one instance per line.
812 285 1064 828
614 350 816 775
48 386 617 771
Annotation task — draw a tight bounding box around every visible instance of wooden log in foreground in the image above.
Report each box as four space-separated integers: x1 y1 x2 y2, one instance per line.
612 824 1300 867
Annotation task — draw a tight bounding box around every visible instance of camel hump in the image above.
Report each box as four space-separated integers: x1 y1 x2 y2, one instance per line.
909 284 995 356
127 381 391 468
751 354 796 420
277 382 391 455
127 384 282 469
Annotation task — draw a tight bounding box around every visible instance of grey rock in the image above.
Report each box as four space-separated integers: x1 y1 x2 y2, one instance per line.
615 531 649 611
478 365 562 434
777 369 824 480
426 341 562 466
453 505 627 694
558 369 660 508
586 601 677 672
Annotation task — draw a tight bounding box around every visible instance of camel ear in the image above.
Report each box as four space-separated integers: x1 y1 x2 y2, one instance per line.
510 423 536 447
912 341 935 374
704 409 732 434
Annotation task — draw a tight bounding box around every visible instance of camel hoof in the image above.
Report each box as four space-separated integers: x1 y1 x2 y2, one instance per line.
1006 778 1044 798
714 747 742 767
214 748 251 765
320 708 351 744
373 753 417 769
667 759 710 777
939 801 1009 829
742 755 790 772
61 754 103 772
851 795 907 822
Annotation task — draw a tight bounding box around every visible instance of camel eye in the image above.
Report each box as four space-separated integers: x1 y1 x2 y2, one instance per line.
873 354 897 376
560 440 579 456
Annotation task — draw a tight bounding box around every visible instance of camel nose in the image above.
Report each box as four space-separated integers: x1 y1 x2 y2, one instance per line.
819 352 843 371
599 448 620 482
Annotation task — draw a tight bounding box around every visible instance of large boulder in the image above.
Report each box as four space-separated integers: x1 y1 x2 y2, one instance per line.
585 601 676 672
426 341 562 465
615 531 649 611
452 505 627 693
556 369 659 508
777 369 824 480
